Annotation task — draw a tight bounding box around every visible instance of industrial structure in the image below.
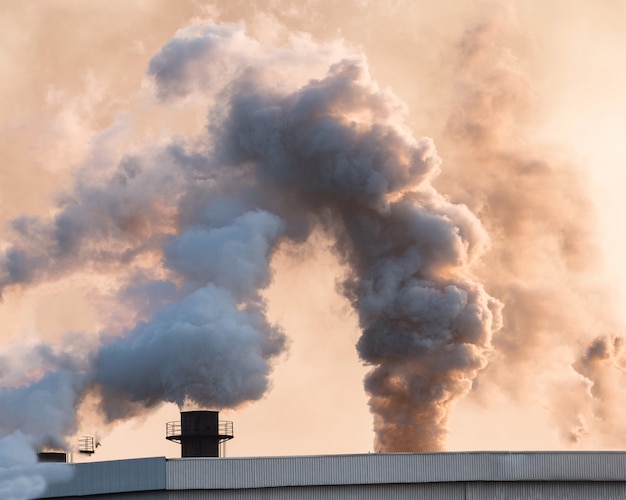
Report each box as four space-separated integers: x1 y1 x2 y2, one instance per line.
166 410 233 458
37 412 626 499
38 451 626 499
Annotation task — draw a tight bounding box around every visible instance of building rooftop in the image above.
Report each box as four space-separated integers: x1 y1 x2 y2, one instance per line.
40 451 626 498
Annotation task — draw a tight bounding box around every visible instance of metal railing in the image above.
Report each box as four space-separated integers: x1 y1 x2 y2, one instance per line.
166 420 234 441
78 436 95 455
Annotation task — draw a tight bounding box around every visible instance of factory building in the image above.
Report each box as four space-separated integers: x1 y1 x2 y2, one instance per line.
37 412 626 499
38 451 626 499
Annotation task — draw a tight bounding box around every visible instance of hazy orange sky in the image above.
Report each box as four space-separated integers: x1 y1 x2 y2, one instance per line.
1 0 626 462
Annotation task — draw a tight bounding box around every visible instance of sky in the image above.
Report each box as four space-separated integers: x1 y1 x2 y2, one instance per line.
1 0 626 471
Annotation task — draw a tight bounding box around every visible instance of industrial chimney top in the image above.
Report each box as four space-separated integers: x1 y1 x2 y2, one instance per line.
166 410 234 458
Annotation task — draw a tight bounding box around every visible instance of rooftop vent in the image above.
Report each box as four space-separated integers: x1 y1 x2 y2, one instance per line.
166 410 234 458
37 451 67 463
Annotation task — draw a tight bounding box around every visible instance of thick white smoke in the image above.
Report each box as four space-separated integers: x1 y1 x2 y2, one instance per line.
0 433 72 500
0 19 501 464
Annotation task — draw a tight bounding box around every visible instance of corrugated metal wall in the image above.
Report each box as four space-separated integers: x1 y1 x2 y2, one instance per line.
167 483 464 500
168 482 626 500
40 481 626 500
166 452 626 490
39 452 626 499
46 493 167 500
467 481 626 499
40 457 166 498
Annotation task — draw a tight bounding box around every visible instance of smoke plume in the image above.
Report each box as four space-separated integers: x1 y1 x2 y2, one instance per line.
0 433 72 500
2 5 626 494
0 18 502 461
434 8 626 446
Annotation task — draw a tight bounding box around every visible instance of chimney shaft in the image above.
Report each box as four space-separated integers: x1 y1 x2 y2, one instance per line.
166 410 234 458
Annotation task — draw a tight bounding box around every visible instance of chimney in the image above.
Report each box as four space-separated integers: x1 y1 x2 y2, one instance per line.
37 451 68 463
166 410 234 457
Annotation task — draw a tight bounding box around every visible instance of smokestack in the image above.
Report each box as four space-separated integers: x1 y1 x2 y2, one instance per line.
166 411 234 458
37 451 68 463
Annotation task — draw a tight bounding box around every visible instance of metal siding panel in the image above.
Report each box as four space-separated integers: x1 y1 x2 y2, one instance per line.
39 457 166 498
166 454 437 489
166 452 626 490
476 452 626 481
468 481 626 500
43 493 168 500
168 483 464 499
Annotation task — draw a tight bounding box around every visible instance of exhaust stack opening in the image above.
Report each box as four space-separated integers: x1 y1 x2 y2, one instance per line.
166 410 234 458
37 451 68 463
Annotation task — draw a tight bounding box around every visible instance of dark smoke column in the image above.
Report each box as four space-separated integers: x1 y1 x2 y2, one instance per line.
342 199 502 451
210 53 503 451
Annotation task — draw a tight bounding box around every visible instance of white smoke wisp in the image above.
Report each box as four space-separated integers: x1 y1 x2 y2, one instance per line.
0 20 502 460
573 336 626 444
0 337 86 496
0 433 72 500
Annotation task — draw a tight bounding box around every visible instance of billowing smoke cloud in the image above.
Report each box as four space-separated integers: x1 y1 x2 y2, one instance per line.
572 335 626 444
433 8 626 446
206 55 503 450
3 6 625 492
0 18 501 462
0 433 72 500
